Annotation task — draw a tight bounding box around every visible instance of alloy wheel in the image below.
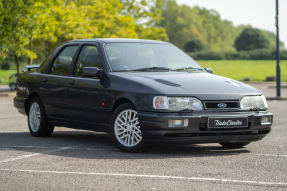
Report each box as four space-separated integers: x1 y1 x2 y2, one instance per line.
114 109 142 147
29 102 41 132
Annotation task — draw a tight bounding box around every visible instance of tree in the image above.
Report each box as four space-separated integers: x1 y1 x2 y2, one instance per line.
0 0 36 74
1 0 169 70
184 38 206 52
160 0 239 52
120 0 168 41
234 28 270 51
0 0 53 73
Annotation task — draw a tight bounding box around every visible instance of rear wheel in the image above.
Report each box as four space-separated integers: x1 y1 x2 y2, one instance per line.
219 142 250 148
110 103 150 152
28 97 54 137
10 83 16 90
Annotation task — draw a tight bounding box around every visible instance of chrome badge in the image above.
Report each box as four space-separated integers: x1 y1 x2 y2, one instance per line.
218 103 227 108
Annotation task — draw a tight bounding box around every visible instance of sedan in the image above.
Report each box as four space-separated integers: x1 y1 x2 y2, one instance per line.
14 39 273 152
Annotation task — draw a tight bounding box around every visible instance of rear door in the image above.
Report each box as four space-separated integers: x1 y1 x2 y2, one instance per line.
40 45 79 120
65 44 105 124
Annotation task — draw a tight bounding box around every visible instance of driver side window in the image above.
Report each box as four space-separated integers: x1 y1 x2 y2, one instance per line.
50 46 78 75
74 45 102 77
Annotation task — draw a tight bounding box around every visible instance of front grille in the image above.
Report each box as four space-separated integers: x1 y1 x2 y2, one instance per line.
203 101 240 109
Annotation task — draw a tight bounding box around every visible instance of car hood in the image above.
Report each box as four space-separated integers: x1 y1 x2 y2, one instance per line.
115 72 262 100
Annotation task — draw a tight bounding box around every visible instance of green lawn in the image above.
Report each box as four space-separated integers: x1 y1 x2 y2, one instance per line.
0 70 17 84
198 60 287 82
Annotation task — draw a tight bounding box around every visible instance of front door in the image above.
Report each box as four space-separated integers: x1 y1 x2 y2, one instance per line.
65 45 104 125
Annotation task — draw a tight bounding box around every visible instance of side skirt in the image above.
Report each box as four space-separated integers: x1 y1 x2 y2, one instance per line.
48 117 110 133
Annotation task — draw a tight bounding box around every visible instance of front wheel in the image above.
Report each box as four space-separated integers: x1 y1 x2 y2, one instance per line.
28 97 54 137
219 142 251 148
110 103 150 152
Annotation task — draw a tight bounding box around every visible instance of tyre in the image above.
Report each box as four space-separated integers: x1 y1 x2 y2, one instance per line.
219 142 251 148
10 83 16 90
28 97 54 137
110 103 150 152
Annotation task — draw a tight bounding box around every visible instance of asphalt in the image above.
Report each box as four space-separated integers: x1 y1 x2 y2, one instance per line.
0 96 286 190
1 82 287 100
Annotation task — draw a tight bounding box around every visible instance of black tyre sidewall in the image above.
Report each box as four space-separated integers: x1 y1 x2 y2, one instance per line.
28 97 54 137
110 103 150 153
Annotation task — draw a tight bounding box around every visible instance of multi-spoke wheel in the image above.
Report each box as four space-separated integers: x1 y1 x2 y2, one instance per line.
110 103 150 152
29 102 41 132
28 97 54 137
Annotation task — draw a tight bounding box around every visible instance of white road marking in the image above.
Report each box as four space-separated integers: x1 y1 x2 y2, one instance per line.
0 169 286 186
0 147 71 164
0 131 29 133
0 145 114 151
255 154 287 157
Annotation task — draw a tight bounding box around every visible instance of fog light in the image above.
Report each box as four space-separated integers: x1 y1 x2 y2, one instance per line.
261 116 271 124
168 119 188 127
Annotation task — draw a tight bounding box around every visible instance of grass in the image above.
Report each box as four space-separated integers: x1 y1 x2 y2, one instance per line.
198 60 287 82
0 60 286 84
0 70 17 84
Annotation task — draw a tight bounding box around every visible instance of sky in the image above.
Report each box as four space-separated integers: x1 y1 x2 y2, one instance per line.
176 0 287 48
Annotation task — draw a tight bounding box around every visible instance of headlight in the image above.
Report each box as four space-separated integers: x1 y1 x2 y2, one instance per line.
153 96 203 111
240 95 268 110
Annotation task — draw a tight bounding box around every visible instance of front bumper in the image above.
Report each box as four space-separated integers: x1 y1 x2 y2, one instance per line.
137 110 273 144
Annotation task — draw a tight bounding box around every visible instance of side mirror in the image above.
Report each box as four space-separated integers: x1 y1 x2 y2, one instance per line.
204 68 213 74
82 67 103 78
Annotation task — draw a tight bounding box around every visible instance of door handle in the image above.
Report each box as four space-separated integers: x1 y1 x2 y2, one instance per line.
68 80 75 85
42 78 47 83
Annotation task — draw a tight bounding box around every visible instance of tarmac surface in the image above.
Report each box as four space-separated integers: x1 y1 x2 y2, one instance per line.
0 89 287 190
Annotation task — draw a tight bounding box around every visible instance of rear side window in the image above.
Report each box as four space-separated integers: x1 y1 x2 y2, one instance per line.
74 45 102 76
50 46 78 75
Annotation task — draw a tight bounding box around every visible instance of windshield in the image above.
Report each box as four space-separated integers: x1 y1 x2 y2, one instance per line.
105 43 203 71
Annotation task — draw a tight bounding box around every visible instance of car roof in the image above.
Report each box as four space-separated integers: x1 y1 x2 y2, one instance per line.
65 38 170 45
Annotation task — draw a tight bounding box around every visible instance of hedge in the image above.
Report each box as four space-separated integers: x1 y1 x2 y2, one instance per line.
188 49 287 60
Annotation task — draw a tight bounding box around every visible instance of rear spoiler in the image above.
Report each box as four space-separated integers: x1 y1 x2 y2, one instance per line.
21 65 40 72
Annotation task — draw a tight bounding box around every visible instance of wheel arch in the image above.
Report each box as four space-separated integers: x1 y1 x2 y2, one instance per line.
25 92 42 115
112 98 135 113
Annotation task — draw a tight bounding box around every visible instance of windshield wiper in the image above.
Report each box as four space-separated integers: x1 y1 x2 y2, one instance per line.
130 67 171 71
172 67 203 71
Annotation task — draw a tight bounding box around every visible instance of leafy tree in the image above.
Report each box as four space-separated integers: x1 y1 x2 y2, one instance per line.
234 28 270 51
0 0 36 74
0 0 54 73
120 0 168 41
1 0 169 70
160 0 239 52
261 30 285 49
184 38 206 52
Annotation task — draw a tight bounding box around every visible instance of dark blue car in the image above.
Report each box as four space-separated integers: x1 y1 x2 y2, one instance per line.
14 39 273 152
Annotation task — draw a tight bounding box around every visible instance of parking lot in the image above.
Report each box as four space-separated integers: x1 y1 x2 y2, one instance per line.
0 96 286 190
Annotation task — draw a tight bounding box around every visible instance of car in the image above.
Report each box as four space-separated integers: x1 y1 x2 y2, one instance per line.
9 73 18 90
14 38 273 152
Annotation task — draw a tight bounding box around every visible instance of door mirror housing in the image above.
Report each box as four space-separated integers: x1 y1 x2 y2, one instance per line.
204 68 213 74
82 67 103 78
